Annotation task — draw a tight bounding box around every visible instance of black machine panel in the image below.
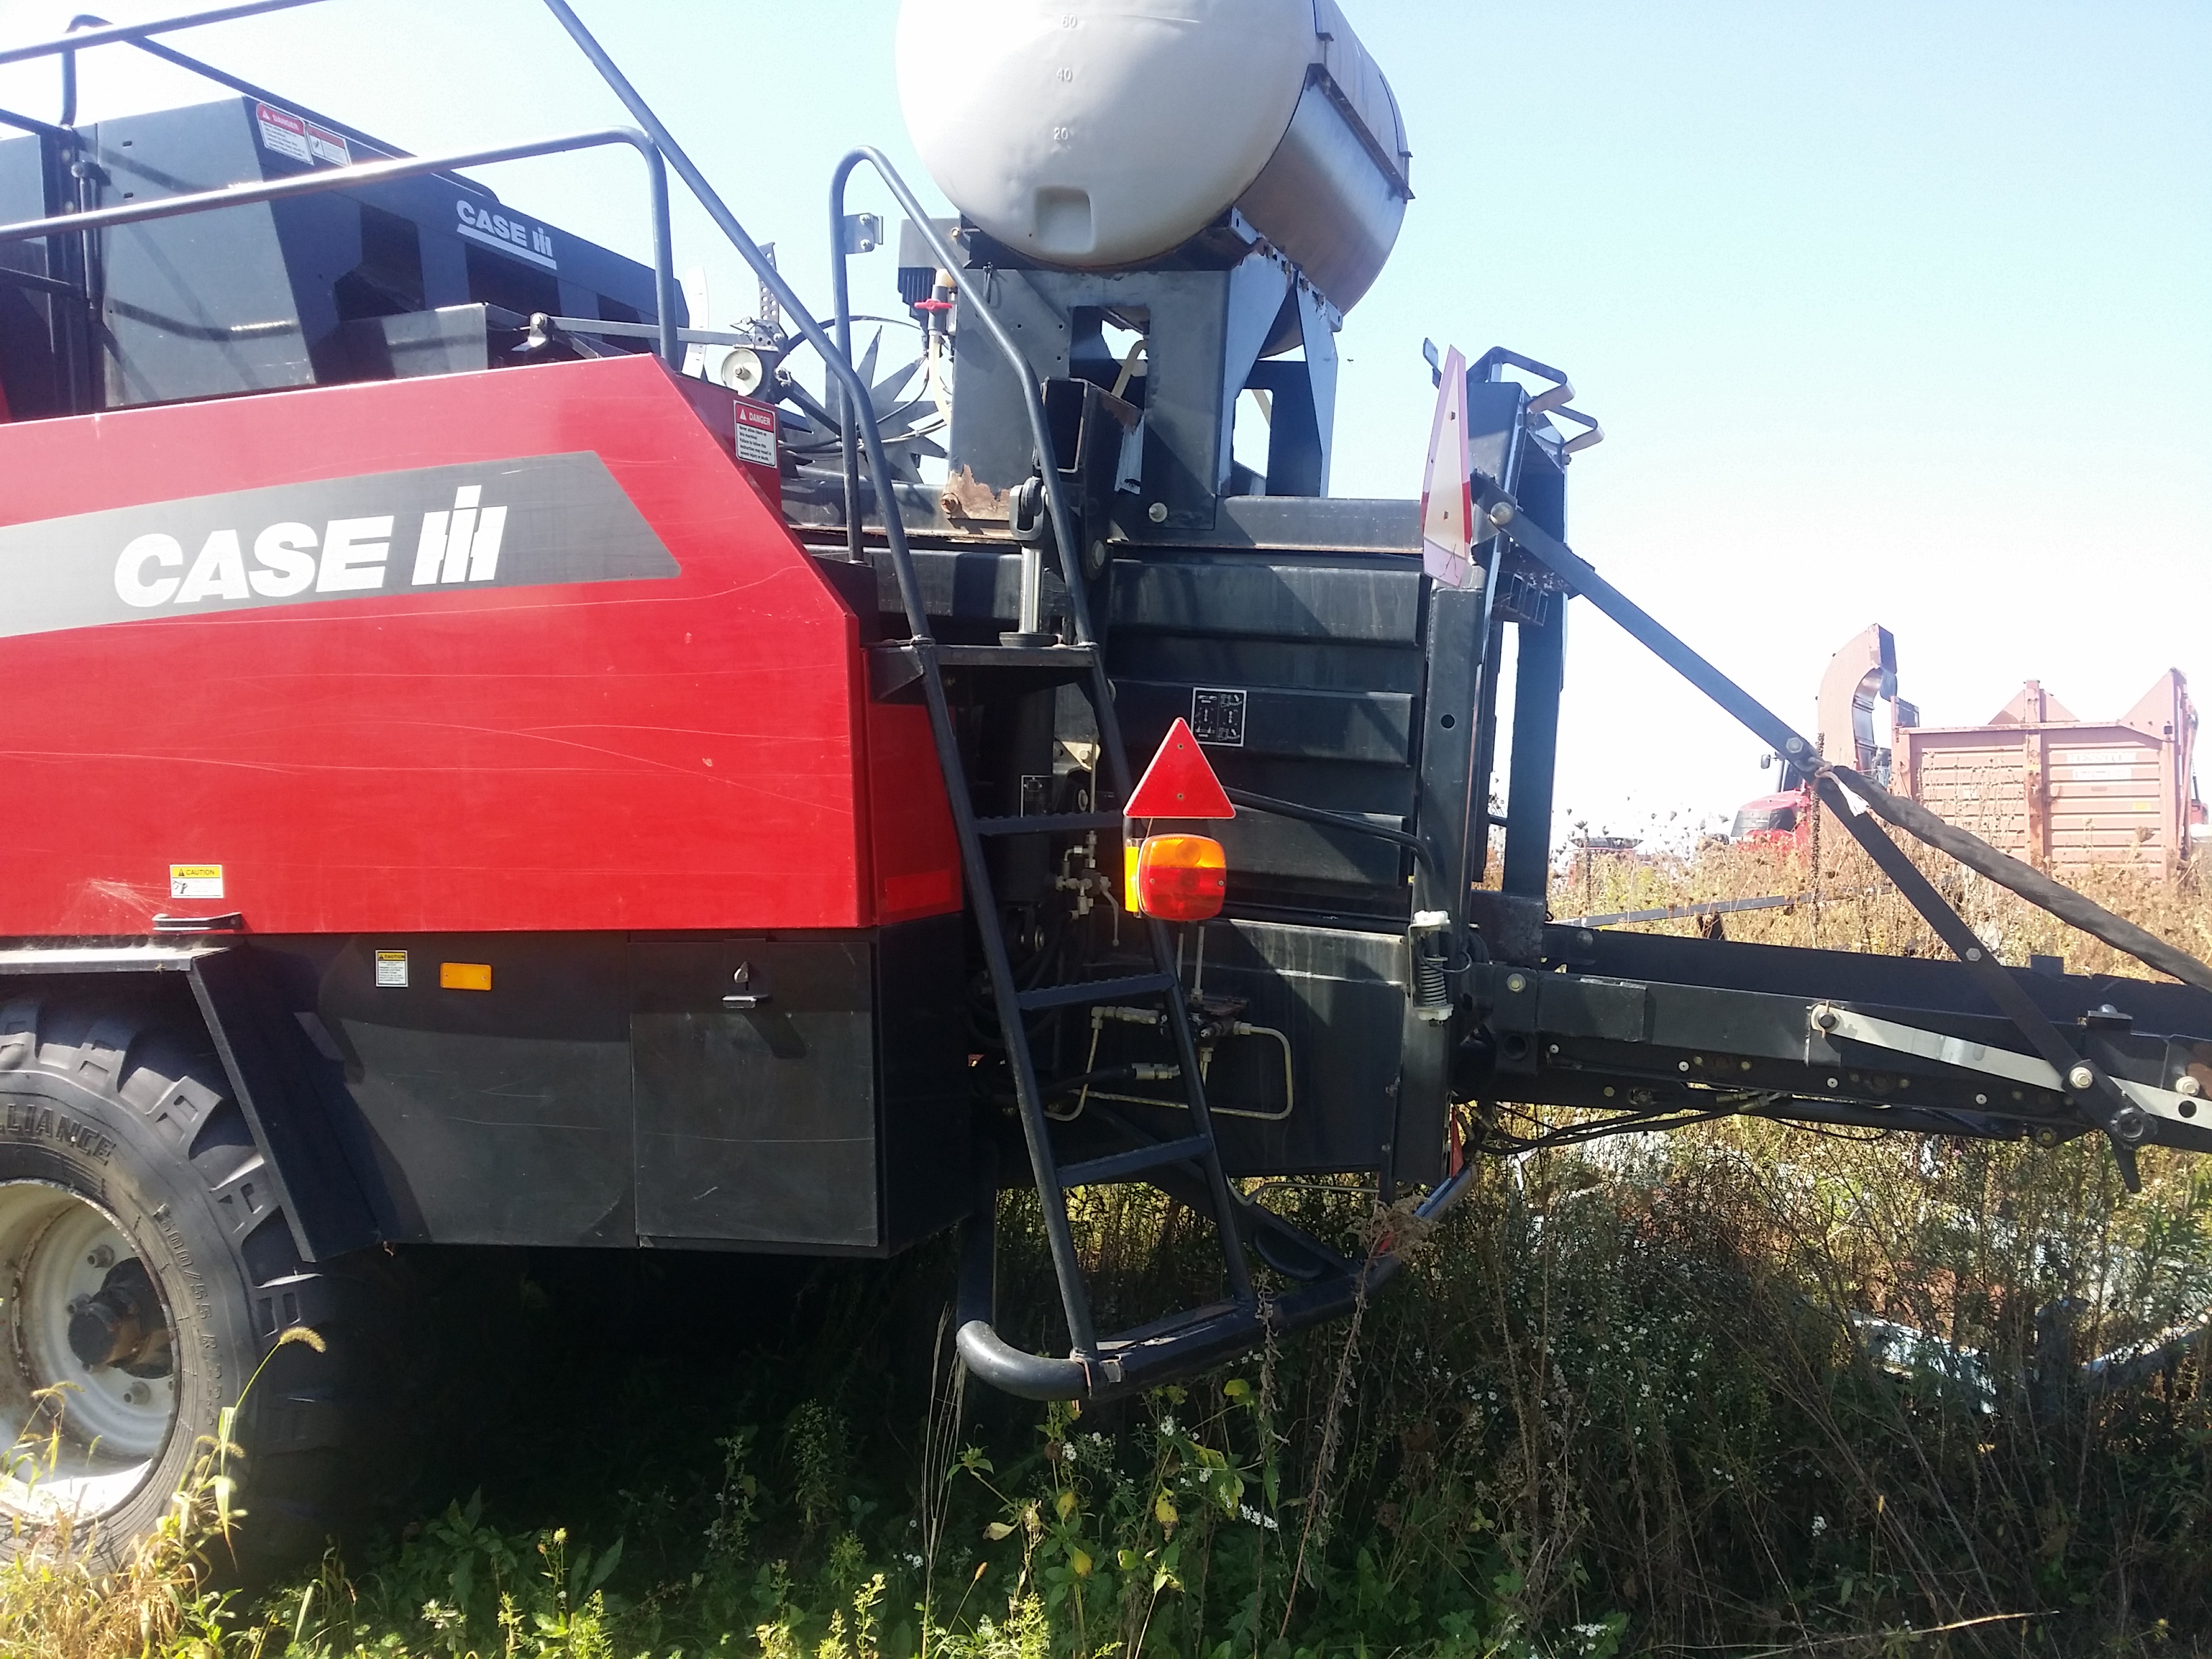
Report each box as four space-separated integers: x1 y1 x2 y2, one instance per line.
0 129 70 419
304 932 636 1247
1079 918 1410 1175
251 924 970 1255
1106 546 1429 920
0 97 674 415
631 937 881 1250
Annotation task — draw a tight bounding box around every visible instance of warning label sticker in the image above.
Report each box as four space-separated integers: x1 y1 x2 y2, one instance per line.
1191 688 1248 747
733 398 778 470
374 950 409 989
303 120 350 167
169 863 224 899
254 103 312 164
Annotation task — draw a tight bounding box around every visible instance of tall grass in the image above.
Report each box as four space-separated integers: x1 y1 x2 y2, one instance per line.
9 836 2212 1656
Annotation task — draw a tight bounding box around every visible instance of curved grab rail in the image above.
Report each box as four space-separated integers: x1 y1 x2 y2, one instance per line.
535 0 949 645
0 125 682 369
827 148 1091 649
956 1155 1481 1402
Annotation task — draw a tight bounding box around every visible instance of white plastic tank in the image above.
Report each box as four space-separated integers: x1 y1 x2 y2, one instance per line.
896 0 1411 311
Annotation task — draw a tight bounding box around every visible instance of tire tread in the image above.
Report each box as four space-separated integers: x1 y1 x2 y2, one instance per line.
0 990 403 1575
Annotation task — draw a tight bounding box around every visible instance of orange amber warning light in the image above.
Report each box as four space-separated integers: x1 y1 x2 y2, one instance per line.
1132 834 1229 921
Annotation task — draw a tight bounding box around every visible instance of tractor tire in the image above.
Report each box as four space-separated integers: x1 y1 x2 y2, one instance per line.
0 993 397 1576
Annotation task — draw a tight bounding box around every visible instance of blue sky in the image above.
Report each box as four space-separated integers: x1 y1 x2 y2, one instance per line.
3 1 2205 847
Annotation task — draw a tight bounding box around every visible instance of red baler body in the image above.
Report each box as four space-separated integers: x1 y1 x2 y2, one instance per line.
0 353 960 937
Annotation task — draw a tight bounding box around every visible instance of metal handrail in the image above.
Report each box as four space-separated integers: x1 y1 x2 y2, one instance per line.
60 8 401 158
532 0 950 638
828 148 1092 651
0 0 917 613
0 0 326 68
0 127 682 367
0 105 70 142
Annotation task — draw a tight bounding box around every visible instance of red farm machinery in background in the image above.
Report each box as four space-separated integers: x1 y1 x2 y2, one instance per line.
1734 626 2202 876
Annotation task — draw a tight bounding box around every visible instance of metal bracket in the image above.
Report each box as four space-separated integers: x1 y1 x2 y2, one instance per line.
1814 1002 2204 1136
1811 1004 2063 1094
1811 775 2151 1187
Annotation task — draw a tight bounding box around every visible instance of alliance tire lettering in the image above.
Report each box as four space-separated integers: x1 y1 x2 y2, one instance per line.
0 1096 117 1162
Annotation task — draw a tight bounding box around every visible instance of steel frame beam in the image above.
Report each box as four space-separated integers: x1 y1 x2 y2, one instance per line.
1473 480 2207 1188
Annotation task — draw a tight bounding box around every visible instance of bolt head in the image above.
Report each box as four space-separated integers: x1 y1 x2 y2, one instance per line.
1147 501 1169 524
1811 1006 1839 1031
1504 973 1527 994
1487 502 1515 529
1784 737 1803 754
2179 1075 2203 1098
2068 1064 2095 1092
1965 947 1982 962
122 1382 150 1407
85 1245 115 1271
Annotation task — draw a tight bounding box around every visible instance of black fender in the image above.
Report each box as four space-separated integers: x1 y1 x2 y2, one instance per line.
187 945 381 1261
0 940 382 1262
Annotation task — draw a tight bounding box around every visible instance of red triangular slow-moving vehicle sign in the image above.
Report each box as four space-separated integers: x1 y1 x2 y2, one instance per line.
1125 718 1236 819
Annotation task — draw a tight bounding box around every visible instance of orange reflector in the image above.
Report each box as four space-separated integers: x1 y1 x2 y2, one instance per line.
440 962 493 991
1133 834 1227 922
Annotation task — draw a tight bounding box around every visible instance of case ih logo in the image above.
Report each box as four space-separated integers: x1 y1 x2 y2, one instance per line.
0 453 678 640
116 484 512 609
455 199 558 271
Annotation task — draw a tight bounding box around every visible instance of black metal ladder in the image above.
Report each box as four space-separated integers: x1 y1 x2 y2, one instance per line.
794 148 1306 1389
892 629 1263 1376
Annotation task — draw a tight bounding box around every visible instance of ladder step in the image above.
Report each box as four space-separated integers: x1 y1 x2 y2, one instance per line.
868 640 1099 701
974 810 1124 838
934 642 1096 670
1060 1134 1216 1189
1017 972 1177 1012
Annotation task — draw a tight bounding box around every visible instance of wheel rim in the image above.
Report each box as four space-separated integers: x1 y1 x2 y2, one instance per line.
0 1182 180 1519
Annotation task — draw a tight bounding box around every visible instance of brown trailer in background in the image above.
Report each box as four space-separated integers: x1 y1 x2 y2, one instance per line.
1896 674 2203 874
